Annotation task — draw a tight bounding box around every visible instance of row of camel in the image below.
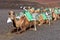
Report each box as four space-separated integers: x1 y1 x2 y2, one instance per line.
7 7 60 34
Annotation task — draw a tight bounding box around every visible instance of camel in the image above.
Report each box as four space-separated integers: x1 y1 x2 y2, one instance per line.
52 8 60 21
38 13 49 26
49 8 59 21
8 11 26 33
52 12 58 21
28 7 35 13
8 10 37 33
28 8 49 26
28 8 50 26
38 8 52 26
27 8 40 26
23 8 37 31
27 7 52 26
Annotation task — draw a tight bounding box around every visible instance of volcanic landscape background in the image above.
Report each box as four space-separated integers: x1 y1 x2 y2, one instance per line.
0 0 60 40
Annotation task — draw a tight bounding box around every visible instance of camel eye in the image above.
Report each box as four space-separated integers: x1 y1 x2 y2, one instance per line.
9 13 11 15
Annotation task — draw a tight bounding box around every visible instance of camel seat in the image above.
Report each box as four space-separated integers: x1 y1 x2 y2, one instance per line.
45 8 50 12
32 13 40 20
23 10 34 21
40 12 52 21
40 12 48 20
16 12 24 20
54 8 60 14
45 12 52 20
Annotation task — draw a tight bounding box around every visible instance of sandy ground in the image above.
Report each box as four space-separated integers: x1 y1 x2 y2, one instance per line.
0 9 60 40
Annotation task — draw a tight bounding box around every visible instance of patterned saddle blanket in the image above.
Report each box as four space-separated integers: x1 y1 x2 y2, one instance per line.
15 12 24 20
54 8 60 14
40 12 52 20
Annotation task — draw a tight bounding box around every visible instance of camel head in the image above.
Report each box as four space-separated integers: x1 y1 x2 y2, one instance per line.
8 10 15 20
43 9 46 12
29 7 35 13
28 6 31 9
7 11 15 23
35 9 40 13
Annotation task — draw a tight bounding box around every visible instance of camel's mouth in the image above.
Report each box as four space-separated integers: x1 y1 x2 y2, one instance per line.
7 17 12 23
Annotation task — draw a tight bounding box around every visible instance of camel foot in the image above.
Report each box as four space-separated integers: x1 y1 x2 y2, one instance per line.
34 28 37 31
15 31 20 34
54 18 57 21
20 31 25 33
38 24 42 26
29 28 37 31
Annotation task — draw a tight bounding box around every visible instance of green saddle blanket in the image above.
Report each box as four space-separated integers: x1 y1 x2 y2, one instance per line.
40 13 47 20
54 8 60 14
23 10 33 21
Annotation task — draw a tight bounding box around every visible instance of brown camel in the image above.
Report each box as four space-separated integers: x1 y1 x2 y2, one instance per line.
8 10 37 33
38 9 51 26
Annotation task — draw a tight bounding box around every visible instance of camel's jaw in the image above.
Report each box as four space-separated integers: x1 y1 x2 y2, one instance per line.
7 17 12 23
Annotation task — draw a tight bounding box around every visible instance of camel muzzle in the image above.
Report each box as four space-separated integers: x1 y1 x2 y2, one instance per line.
7 17 12 23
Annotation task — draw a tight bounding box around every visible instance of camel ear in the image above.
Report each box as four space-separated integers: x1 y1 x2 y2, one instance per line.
7 18 12 23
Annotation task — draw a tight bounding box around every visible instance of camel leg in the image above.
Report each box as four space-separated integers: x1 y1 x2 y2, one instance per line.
46 20 49 24
47 20 51 26
19 26 27 33
17 28 19 33
15 27 19 34
58 15 60 19
19 21 28 33
57 15 60 19
48 20 51 26
54 17 57 21
59 14 60 17
19 18 26 33
46 20 51 25
38 20 45 26
16 20 25 34
53 13 57 21
29 21 37 31
34 20 37 31
54 14 58 21
38 15 45 26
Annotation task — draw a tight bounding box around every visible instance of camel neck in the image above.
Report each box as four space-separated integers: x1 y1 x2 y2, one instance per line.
12 19 16 28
